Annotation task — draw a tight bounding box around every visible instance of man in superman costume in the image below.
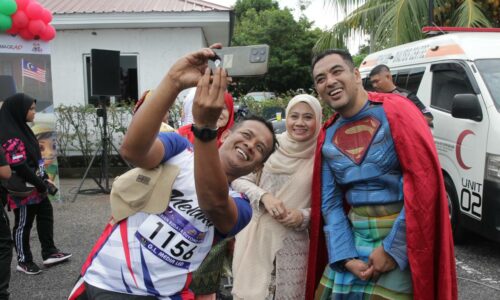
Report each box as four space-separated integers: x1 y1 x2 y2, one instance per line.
305 49 457 300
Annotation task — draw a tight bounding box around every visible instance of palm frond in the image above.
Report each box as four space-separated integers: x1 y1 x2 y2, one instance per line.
313 21 350 53
453 0 492 28
374 0 428 50
314 0 390 53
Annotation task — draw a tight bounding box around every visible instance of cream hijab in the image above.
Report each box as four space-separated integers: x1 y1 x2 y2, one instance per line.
265 94 322 175
232 94 322 300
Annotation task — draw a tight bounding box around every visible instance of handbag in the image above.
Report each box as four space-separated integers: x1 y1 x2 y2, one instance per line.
4 173 34 198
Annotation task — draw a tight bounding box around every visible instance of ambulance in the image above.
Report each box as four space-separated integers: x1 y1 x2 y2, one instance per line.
359 27 500 242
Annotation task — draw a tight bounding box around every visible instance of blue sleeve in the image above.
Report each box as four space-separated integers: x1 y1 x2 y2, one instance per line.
322 159 359 272
157 132 191 162
215 192 252 238
382 207 408 270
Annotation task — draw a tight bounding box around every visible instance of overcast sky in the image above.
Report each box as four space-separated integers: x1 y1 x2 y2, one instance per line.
210 0 364 53
211 0 339 29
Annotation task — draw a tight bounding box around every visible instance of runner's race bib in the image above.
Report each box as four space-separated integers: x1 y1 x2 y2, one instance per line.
135 208 207 269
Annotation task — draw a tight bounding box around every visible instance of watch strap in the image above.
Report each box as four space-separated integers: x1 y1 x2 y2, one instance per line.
191 124 218 142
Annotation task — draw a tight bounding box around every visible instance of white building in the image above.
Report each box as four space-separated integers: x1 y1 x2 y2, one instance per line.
39 0 233 107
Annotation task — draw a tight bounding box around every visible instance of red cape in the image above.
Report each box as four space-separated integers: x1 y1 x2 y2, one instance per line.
305 92 457 300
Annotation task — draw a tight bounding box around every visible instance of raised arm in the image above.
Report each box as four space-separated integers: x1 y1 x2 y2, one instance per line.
120 46 220 169
192 67 237 234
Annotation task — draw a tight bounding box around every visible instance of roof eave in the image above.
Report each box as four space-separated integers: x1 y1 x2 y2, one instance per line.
51 11 233 46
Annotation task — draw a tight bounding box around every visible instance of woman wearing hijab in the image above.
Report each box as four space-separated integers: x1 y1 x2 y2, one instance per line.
0 93 71 275
177 91 234 147
231 94 322 299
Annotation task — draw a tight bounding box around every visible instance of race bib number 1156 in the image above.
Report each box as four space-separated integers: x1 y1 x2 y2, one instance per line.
135 210 206 269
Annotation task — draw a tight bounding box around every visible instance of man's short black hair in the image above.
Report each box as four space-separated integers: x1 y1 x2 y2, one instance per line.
369 64 391 78
311 49 355 74
232 114 278 162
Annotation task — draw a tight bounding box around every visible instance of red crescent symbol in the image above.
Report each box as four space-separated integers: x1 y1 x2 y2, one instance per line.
456 130 474 170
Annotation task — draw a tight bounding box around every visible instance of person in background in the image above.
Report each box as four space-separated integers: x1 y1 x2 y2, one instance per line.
0 93 71 276
68 45 277 300
133 90 175 132
231 94 322 300
369 64 434 126
181 87 196 126
177 91 235 147
305 49 456 300
0 147 12 299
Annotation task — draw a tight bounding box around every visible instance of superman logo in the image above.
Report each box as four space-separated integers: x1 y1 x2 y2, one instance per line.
333 116 381 164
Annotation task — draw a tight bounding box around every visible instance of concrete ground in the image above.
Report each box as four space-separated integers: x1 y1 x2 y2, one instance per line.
7 178 112 300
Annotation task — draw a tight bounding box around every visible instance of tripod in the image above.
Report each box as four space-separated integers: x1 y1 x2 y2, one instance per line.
71 96 128 202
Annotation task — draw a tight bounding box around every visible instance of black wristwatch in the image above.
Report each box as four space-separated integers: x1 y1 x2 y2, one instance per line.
191 124 218 142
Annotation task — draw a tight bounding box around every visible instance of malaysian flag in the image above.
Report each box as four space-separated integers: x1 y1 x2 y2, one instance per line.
21 59 46 83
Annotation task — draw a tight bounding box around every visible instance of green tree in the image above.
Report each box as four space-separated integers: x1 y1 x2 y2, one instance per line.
231 0 322 95
315 0 496 53
233 0 278 20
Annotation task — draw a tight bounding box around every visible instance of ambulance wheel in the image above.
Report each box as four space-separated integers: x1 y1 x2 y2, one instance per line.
445 176 466 243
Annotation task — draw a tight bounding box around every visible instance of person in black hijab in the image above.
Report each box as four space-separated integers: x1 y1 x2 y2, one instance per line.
0 93 71 275
0 147 12 300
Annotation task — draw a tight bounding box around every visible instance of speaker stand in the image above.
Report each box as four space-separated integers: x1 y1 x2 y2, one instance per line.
71 97 130 202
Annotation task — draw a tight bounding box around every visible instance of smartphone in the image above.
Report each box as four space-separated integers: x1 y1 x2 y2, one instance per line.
208 45 269 77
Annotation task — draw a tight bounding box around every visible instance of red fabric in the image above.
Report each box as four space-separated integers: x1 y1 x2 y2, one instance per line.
306 92 457 300
133 90 150 114
120 220 139 288
67 277 87 300
178 92 235 148
69 220 118 300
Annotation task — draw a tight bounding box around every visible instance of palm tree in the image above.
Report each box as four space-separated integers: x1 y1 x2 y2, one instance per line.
315 0 496 53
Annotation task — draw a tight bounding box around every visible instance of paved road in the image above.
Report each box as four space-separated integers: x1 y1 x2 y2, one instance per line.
8 179 111 300
5 178 500 299
455 234 500 299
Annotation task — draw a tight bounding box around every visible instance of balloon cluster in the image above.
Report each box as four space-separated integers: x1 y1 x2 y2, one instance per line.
0 0 56 41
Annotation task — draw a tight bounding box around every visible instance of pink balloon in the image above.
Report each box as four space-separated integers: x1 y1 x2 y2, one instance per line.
26 2 43 20
40 24 55 41
41 8 52 23
19 28 35 40
15 0 31 10
28 19 45 35
6 26 19 35
12 10 29 29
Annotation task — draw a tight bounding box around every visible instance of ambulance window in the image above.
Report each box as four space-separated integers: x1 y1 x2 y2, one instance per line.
406 70 425 94
431 67 474 112
395 72 409 88
363 77 374 91
475 59 500 111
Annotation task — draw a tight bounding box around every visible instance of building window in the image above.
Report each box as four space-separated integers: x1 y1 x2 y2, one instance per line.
84 54 138 106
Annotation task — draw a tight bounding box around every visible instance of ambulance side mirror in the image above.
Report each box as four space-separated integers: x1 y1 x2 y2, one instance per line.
452 94 482 122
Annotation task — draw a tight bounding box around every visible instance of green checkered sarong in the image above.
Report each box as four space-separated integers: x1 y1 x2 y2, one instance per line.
315 204 413 300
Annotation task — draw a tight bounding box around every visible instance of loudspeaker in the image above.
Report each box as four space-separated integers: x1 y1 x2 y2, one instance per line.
91 49 120 96
0 75 16 100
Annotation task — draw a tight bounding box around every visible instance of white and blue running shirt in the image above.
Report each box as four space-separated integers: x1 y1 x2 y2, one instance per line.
83 133 252 299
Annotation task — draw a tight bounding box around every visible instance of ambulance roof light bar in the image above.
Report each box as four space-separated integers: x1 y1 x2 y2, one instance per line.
422 26 500 34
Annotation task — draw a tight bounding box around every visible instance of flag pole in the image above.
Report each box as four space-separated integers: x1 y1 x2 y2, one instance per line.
21 58 24 91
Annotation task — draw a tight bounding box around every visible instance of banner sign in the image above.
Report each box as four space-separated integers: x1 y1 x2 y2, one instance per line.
0 35 60 201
